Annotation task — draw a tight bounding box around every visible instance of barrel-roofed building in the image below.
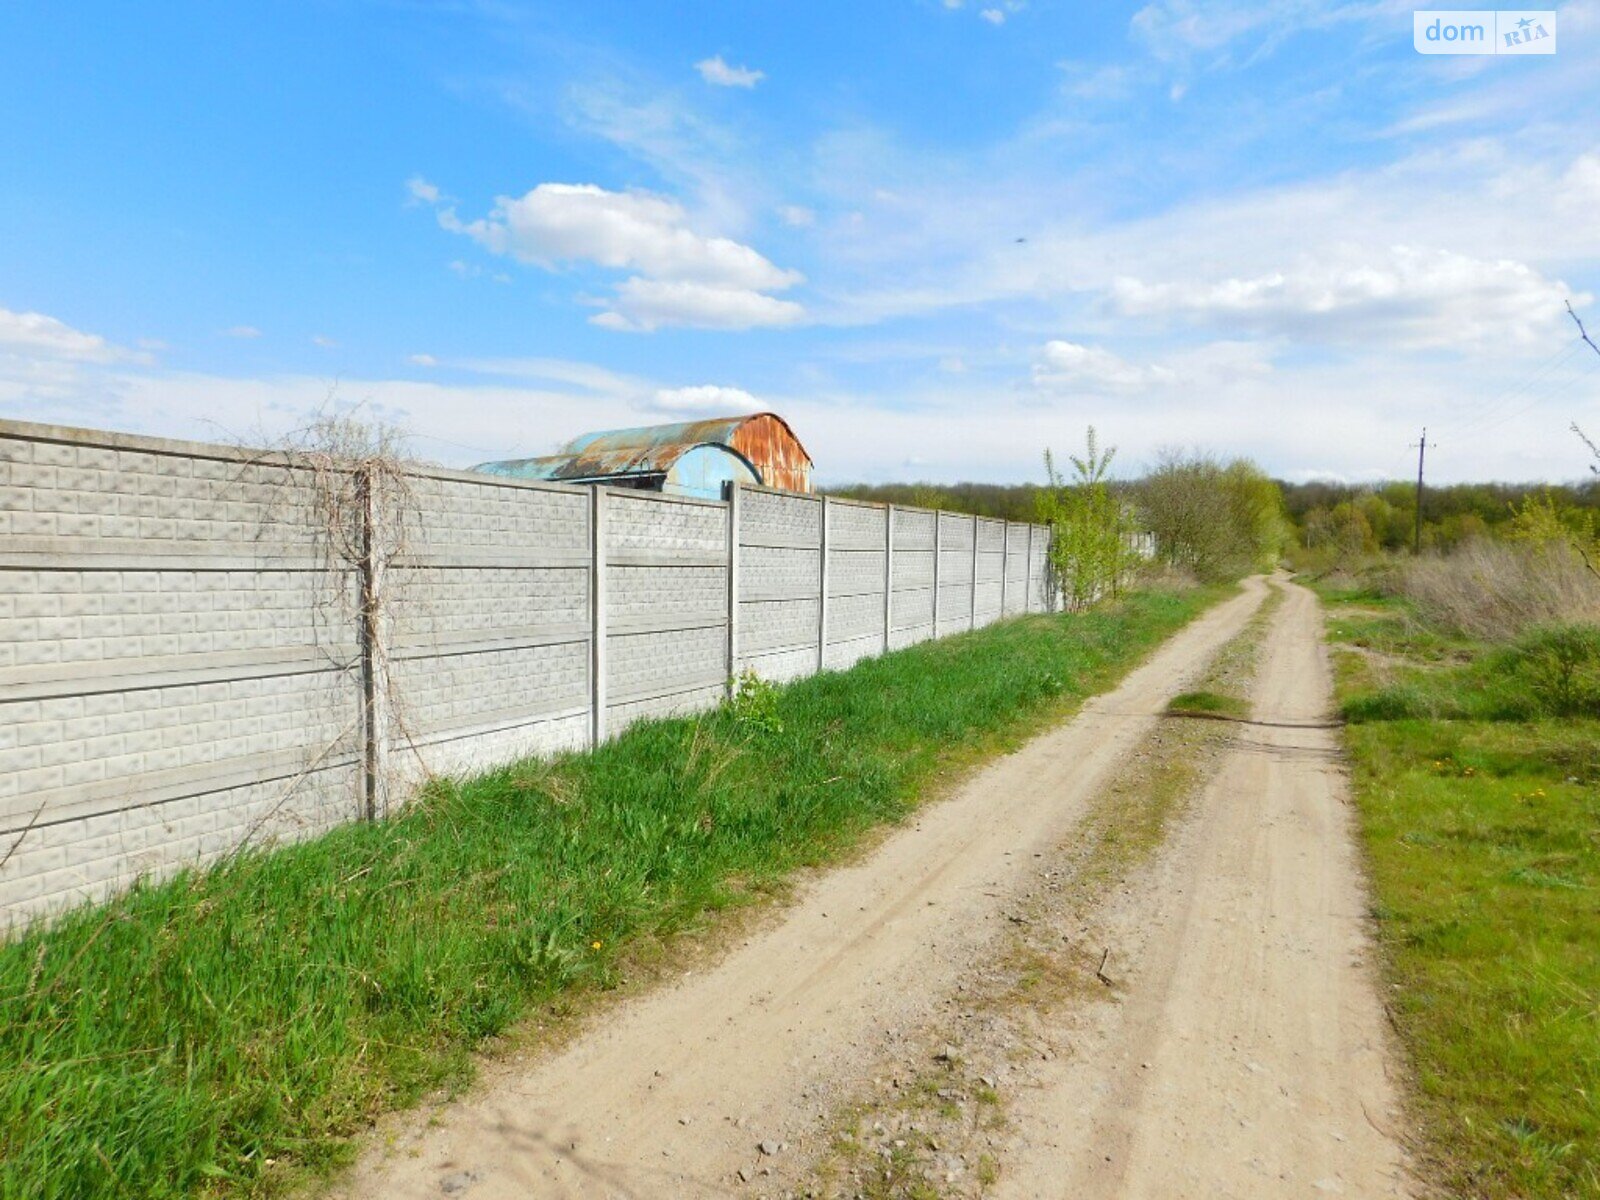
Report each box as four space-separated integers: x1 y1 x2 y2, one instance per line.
473 412 814 499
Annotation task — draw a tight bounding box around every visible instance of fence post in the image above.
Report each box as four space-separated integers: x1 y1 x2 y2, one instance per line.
726 480 740 694
1000 521 1010 618
883 504 894 654
356 463 390 821
818 495 830 673
932 511 942 637
969 515 979 630
590 486 608 747
1026 523 1036 612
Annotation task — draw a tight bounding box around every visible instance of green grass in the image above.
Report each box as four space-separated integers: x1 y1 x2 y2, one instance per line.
0 587 1221 1200
1164 689 1249 720
1321 590 1600 1198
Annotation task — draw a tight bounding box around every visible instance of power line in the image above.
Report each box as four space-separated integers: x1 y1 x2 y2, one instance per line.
1453 354 1600 440
1442 338 1582 431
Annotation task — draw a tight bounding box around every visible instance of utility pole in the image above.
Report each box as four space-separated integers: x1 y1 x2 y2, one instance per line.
1411 428 1427 556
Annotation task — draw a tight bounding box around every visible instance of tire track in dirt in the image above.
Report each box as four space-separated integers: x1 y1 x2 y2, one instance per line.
329 581 1270 1199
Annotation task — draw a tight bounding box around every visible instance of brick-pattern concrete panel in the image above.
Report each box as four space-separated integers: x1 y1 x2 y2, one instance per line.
388 471 596 789
405 470 589 556
740 645 815 684
740 489 821 546
827 501 887 551
607 492 726 554
824 632 879 672
738 597 820 656
739 546 820 602
608 624 727 704
891 508 936 551
828 549 887 599
388 565 587 646
827 591 885 643
608 564 724 625
1 422 361 924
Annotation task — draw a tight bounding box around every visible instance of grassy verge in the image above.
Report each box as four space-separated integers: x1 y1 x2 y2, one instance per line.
1320 585 1600 1198
0 586 1223 1200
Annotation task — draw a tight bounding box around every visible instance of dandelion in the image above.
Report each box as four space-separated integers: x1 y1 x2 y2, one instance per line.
591 940 603 951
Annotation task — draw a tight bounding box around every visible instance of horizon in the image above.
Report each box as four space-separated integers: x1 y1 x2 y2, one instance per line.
3 1 1599 487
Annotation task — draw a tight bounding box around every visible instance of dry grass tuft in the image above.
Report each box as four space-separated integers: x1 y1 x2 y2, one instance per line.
1394 539 1600 640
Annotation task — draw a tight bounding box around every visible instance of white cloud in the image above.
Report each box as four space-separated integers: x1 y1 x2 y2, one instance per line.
221 325 261 339
408 353 438 367
444 184 800 290
779 204 817 227
1033 341 1177 389
1058 62 1139 100
0 308 146 364
649 384 763 415
694 55 764 88
1128 0 1382 66
311 335 339 349
406 176 441 205
449 356 648 395
591 278 806 332
1111 246 1578 349
1559 153 1600 211
981 8 1006 24
441 183 805 331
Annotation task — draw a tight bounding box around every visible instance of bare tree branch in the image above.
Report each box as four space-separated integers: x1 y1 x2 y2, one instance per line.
1568 299 1600 360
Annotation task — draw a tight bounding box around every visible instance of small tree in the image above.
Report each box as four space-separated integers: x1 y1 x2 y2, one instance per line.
1037 427 1133 611
1137 449 1288 581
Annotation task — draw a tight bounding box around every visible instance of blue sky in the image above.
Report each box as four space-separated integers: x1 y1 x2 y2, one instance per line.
2 1 1598 484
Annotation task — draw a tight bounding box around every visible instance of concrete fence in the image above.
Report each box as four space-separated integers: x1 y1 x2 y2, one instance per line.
0 419 1053 923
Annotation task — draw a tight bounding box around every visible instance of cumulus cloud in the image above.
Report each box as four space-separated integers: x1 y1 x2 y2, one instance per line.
408 353 438 367
0 308 147 364
648 384 763 415
311 335 338 349
221 325 261 339
1110 246 1578 348
694 55 764 88
440 183 804 331
779 204 817 227
1033 341 1177 389
981 9 1006 24
443 184 799 289
592 278 805 333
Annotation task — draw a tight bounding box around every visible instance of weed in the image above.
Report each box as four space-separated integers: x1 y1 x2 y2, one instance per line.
725 669 785 735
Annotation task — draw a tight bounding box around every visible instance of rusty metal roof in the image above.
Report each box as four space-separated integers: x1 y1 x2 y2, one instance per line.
474 412 814 493
475 439 741 484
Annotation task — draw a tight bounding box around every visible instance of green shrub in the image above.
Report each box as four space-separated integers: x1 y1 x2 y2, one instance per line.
1500 623 1600 717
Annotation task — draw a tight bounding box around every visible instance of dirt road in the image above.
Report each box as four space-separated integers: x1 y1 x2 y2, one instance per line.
333 577 1409 1199
991 577 1410 1199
